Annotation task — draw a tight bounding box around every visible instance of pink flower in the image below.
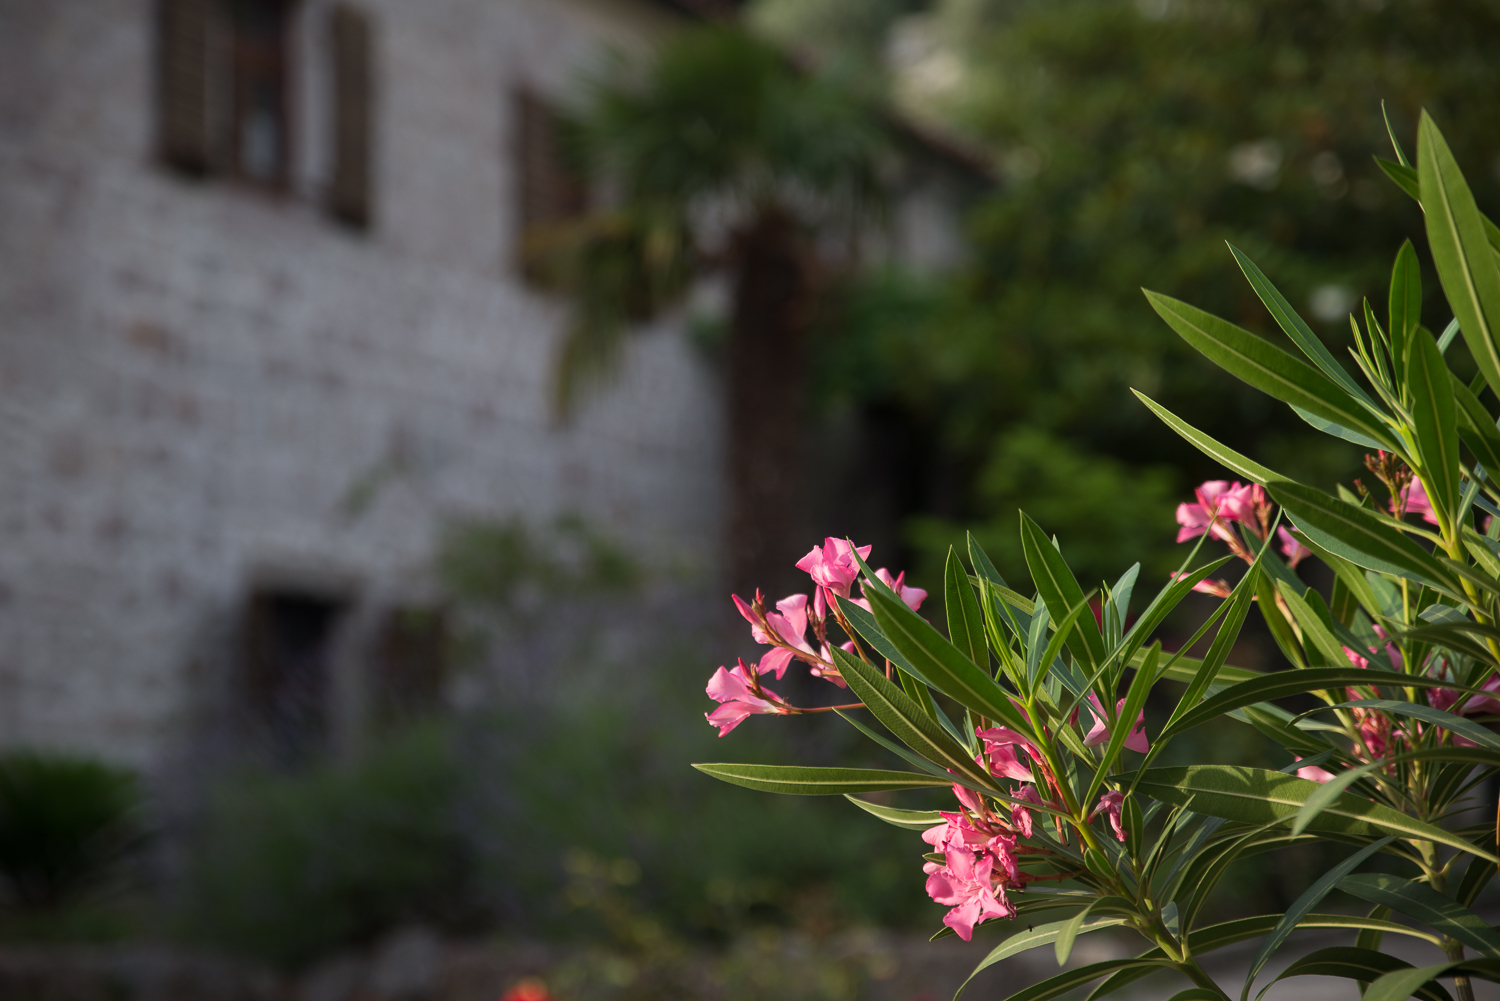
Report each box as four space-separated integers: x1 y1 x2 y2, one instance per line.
1277 526 1311 569
1011 784 1040 838
976 727 1039 782
924 848 1014 941
1173 572 1232 598
1090 790 1127 842
1081 693 1149 753
1295 758 1335 784
874 568 928 610
704 660 789 736
795 538 873 598
732 592 818 680
1176 480 1241 544
1394 478 1440 525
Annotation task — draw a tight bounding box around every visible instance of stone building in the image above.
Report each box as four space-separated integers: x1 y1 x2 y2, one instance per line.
0 0 978 775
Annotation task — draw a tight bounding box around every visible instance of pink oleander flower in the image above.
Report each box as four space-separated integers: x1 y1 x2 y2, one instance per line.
808 640 856 687
874 568 928 610
1081 693 1149 753
1295 758 1335 783
1342 624 1402 673
1090 790 1128 842
976 727 1039 782
1176 480 1242 543
733 592 818 680
1277 526 1311 569
704 660 790 736
1394 478 1440 525
1011 784 1040 838
795 538 873 598
924 846 1015 941
1173 572 1233 598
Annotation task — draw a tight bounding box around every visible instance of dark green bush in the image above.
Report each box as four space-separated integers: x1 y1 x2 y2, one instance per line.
0 749 141 910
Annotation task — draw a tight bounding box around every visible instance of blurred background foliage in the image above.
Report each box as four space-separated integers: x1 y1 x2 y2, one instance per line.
779 0 1500 586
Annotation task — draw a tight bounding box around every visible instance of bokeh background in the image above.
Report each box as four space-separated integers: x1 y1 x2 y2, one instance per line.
2 1 1500 998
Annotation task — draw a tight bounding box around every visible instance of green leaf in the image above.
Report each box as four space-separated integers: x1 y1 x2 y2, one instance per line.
1275 579 1352 668
830 646 994 788
1339 872 1500 958
691 763 949 796
1229 244 1382 413
1451 373 1500 478
1378 156 1421 201
1033 595 1097 696
1158 667 1454 743
1390 240 1422 385
1262 947 1452 1001
965 958 1171 1001
1144 290 1400 452
1408 326 1462 527
1020 512 1106 671
842 794 943 831
1365 961 1500 1001
1165 991 1223 1001
1240 837 1393 1001
1128 765 1495 861
837 598 918 676
968 531 1008 588
1133 391 1283 484
1266 480 1461 594
1333 698 1500 753
1291 761 1384 837
862 590 1032 732
1419 111 1500 402
1170 558 1261 718
1056 904 1127 967
1292 530 1384 620
1291 405 1387 449
946 546 988 668
1383 100 1412 168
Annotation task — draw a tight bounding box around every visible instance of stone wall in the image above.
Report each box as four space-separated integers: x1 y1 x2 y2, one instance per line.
0 0 724 770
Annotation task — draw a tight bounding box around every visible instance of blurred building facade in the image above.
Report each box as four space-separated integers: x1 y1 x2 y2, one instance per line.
0 0 729 771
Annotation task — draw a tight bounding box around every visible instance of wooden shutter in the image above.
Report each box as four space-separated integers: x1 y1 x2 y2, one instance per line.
158 0 214 172
327 4 373 227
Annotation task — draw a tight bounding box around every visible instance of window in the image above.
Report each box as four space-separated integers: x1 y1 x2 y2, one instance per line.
243 588 345 763
513 87 589 282
227 0 293 186
158 0 292 186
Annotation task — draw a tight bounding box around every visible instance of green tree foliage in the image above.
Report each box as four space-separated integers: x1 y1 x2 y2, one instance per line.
807 0 1500 580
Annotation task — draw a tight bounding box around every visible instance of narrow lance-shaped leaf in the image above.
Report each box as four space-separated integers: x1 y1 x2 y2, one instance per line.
1420 111 1500 403
1143 290 1401 452
1407 325 1461 529
1133 390 1284 484
945 546 987 667
1156 556 1261 750
1128 764 1497 862
1292 761 1385 837
1158 667 1434 741
1339 872 1500 958
843 795 943 831
830 645 994 788
1262 947 1452 1001
952 916 1132 999
1390 239 1422 386
1266 479 1462 595
691 763 951 796
1240 837 1394 1001
1275 579 1352 668
861 588 1032 733
1329 698 1500 753
1020 512 1106 671
1451 372 1500 479
1229 244 1382 414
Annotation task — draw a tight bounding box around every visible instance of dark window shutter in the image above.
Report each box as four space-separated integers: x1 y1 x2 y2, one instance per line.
158 0 214 172
514 87 588 280
327 4 373 227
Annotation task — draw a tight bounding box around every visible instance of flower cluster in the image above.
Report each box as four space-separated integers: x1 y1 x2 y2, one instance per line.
705 538 925 735
1173 479 1309 596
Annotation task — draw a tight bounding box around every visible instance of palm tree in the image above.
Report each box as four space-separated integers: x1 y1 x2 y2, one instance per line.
539 27 888 594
